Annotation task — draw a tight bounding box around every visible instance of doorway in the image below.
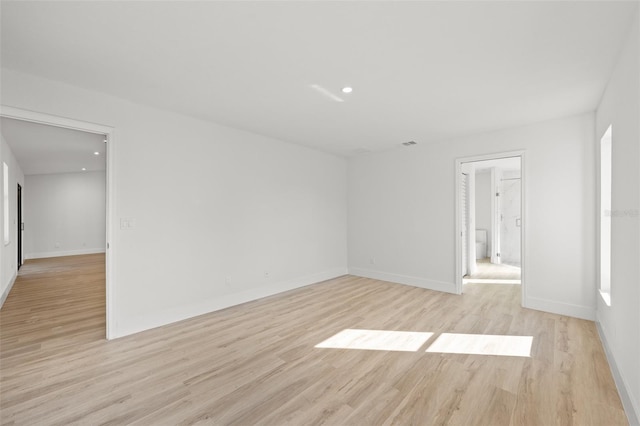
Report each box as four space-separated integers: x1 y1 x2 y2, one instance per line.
455 152 526 305
0 105 115 339
17 183 22 270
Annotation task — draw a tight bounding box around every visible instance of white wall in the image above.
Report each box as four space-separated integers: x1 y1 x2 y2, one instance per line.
1 69 348 338
349 112 595 319
475 170 492 256
24 171 106 259
595 8 640 424
0 134 25 307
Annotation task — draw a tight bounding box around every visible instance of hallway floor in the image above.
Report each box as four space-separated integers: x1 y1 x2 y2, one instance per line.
464 257 521 283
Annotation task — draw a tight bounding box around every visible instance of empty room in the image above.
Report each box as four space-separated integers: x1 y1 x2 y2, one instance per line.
0 1 638 425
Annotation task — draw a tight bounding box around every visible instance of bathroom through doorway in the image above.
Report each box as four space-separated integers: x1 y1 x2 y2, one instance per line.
456 153 524 300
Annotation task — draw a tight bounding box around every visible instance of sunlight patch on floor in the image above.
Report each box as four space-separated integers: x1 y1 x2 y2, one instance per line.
425 333 532 357
315 329 434 352
316 329 533 357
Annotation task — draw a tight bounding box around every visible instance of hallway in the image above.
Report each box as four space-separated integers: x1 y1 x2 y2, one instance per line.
0 253 106 355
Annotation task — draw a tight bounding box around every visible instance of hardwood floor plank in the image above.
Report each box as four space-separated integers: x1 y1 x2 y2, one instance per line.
0 255 628 425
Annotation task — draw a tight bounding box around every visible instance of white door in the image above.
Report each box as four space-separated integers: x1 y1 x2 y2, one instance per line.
500 176 521 266
491 168 502 264
461 173 468 276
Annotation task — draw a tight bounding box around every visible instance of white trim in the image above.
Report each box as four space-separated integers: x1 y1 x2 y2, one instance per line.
596 320 640 426
0 106 113 135
348 267 456 294
0 105 116 340
26 248 106 260
455 166 462 289
524 295 595 320
520 152 527 307
114 268 348 338
454 150 526 305
599 289 611 306
0 272 17 309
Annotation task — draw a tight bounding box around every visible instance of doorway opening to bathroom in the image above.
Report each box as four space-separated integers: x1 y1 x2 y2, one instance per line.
455 152 525 305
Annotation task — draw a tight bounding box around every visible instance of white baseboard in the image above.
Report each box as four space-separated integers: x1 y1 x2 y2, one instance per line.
596 320 640 426
0 272 17 309
26 248 106 260
348 267 456 294
524 295 594 320
113 267 349 339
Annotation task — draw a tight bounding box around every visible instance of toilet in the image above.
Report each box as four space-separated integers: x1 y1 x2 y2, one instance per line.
475 229 487 259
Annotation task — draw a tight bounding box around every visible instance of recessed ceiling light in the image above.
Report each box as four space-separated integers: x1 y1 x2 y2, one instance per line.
341 86 353 94
94 151 100 156
82 168 87 171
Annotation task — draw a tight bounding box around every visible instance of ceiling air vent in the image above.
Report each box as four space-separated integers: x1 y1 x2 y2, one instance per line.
402 141 417 146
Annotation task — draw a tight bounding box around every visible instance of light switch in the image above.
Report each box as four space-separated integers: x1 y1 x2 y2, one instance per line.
120 218 136 230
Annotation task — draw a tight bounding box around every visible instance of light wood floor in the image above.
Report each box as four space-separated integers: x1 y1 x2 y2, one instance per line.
0 255 627 425
465 258 521 281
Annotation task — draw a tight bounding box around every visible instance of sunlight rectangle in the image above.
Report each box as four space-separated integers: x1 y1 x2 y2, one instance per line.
425 333 532 357
315 329 433 352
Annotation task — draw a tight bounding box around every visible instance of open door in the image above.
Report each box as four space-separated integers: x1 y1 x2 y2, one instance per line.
460 173 468 277
491 168 501 264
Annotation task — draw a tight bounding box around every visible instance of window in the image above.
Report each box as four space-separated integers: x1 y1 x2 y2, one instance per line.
3 162 9 245
600 125 612 306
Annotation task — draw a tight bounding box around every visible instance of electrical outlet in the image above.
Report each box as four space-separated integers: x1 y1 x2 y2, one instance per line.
55 242 60 248
225 276 231 286
264 271 270 279
369 257 375 265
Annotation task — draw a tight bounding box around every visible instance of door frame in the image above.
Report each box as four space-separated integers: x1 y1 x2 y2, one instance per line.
454 150 526 307
17 183 22 269
1 105 116 340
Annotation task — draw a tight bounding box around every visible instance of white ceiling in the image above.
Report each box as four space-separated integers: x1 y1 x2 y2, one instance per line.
0 118 106 175
1 1 637 157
